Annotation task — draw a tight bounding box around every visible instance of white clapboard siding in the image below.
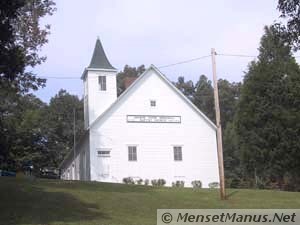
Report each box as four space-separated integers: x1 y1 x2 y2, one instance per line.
88 67 219 187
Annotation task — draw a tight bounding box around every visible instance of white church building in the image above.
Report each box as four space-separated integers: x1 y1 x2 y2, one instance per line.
60 38 219 187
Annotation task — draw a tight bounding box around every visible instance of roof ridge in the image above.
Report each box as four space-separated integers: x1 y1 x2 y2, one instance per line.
88 65 217 130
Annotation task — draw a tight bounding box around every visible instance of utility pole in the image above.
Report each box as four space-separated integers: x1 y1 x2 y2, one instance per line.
73 108 76 180
211 48 226 200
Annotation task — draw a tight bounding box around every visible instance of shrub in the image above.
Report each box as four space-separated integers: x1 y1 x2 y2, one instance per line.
208 182 219 188
151 179 157 186
151 179 166 186
123 177 135 184
144 179 149 186
136 178 143 185
172 180 185 188
191 180 202 189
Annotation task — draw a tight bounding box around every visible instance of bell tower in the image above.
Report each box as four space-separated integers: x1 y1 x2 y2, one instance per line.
82 38 117 129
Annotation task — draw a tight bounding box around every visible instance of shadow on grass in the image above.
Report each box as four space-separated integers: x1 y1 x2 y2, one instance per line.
0 178 109 225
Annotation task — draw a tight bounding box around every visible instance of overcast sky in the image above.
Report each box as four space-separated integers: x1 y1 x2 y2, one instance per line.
32 0 299 102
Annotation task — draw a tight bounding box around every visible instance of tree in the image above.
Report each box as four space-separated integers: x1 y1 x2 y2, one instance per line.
223 121 241 187
218 80 242 186
44 90 84 167
235 25 300 190
193 75 215 122
218 80 241 130
11 95 47 170
277 0 300 50
0 93 47 170
0 0 55 170
173 76 195 101
174 74 242 187
0 0 56 93
117 65 145 96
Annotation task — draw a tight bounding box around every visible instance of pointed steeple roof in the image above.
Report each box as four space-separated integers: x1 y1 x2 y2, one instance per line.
88 38 116 70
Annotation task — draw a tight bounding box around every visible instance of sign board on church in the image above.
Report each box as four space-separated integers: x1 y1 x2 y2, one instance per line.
127 115 181 123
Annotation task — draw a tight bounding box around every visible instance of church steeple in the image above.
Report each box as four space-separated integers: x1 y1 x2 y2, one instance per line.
88 38 116 70
83 38 117 129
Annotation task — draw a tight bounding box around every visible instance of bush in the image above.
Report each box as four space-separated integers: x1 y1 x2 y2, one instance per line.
151 179 166 186
123 177 135 184
172 180 185 188
151 179 158 186
136 179 143 185
191 180 202 189
208 182 219 188
144 179 149 186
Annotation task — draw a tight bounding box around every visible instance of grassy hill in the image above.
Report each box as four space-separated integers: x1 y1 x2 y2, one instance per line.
0 177 300 225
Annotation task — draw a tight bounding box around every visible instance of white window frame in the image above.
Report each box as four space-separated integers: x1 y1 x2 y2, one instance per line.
173 146 183 161
128 146 137 161
98 76 106 91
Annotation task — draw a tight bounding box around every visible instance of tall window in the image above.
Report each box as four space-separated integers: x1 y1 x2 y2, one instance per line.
128 146 137 161
173 146 182 161
98 76 106 91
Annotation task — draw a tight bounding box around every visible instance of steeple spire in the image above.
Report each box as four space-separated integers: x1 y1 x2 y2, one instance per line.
88 38 116 70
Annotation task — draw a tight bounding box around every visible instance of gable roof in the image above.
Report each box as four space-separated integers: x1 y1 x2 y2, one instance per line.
88 38 116 70
88 64 217 130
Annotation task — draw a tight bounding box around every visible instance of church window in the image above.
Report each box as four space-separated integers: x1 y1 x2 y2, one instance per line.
128 146 137 161
173 146 182 161
98 76 106 91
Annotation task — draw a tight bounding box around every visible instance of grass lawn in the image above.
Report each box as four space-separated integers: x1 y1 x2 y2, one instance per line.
0 177 300 225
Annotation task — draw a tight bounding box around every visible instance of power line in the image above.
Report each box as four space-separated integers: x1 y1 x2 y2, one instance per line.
40 76 79 79
218 53 300 58
37 52 300 79
217 53 257 58
158 55 211 68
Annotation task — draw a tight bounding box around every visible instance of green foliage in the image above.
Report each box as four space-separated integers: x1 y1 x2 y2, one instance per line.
136 179 143 185
117 65 145 96
0 0 56 93
172 180 185 188
43 89 84 167
235 25 300 190
175 75 242 185
0 0 55 171
174 76 195 101
0 89 84 171
277 0 300 50
218 80 241 130
208 182 220 189
0 92 47 171
151 179 166 186
223 121 241 181
193 75 215 122
122 177 135 185
191 180 202 189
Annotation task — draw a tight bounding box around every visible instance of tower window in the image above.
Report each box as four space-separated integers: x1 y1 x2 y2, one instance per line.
150 100 156 107
98 76 106 91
